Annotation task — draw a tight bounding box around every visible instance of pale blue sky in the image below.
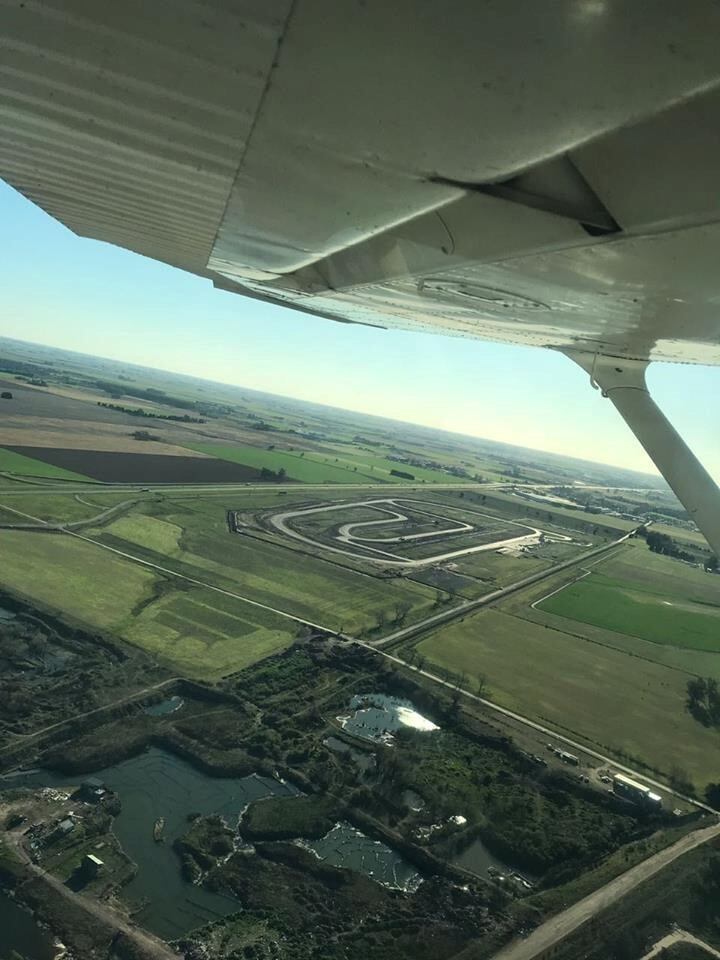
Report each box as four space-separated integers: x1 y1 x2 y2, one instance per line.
1 180 718 480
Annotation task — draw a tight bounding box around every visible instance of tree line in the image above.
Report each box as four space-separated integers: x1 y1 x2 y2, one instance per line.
97 401 206 423
686 676 720 728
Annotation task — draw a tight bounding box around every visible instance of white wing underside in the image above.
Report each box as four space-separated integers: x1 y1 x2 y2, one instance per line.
3 0 720 365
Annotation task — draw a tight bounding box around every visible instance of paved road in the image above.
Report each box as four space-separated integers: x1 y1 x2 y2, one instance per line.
5 821 176 959
640 929 720 960
491 820 720 960
269 495 570 568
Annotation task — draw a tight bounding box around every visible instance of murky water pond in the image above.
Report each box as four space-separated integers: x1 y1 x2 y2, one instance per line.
143 695 184 716
300 822 422 892
338 693 439 744
452 838 517 880
323 735 376 773
2 748 299 940
402 788 425 812
0 890 57 959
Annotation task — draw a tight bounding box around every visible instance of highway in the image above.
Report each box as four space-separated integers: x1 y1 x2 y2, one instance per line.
490 820 720 960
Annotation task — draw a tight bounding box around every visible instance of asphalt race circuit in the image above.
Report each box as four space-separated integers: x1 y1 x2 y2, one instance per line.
268 497 572 568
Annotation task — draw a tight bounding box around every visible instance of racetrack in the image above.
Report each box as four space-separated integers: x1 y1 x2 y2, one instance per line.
269 497 572 568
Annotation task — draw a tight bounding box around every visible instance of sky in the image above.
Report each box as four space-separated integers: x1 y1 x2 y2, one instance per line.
1 179 719 480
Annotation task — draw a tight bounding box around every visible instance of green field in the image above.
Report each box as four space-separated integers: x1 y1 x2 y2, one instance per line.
0 447 91 481
0 530 158 630
414 542 720 790
125 586 295 678
417 606 720 789
539 572 720 651
0 492 107 524
0 528 295 678
182 443 379 484
182 441 467 486
93 503 442 635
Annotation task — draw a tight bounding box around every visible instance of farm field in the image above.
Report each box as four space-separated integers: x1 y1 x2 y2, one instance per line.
0 492 108 524
2 447 266 483
0 527 296 678
0 530 158 631
415 541 720 789
0 446 91 481
539 571 720 651
183 442 387 484
182 441 471 486
416 606 720 790
90 501 443 634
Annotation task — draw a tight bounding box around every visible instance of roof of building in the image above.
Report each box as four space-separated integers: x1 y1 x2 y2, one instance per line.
614 773 651 793
82 777 105 789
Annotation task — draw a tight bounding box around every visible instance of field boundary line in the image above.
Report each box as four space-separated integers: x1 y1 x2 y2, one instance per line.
529 548 618 609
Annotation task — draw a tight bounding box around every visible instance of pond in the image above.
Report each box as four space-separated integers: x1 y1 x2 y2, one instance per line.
299 822 422 892
338 693 439 745
452 838 519 881
143 695 184 716
0 890 58 959
2 748 299 940
323 735 376 774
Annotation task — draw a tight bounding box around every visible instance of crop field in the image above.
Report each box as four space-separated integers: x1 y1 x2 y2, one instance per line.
415 542 720 789
124 586 295 678
0 378 143 423
0 530 158 631
91 503 442 635
182 441 473 486
0 446 91 481
3 447 266 483
183 442 380 483
538 571 720 651
0 527 296 678
417 606 720 789
0 493 107 524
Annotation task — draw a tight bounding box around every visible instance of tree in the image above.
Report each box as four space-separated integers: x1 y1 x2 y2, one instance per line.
278 467 287 480
706 554 719 573
704 782 720 810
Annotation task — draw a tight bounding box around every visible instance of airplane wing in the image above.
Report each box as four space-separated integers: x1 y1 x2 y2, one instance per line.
2 0 720 550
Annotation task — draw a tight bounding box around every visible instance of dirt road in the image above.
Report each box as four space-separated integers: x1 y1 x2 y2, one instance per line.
6 825 176 959
640 929 720 959
491 820 720 960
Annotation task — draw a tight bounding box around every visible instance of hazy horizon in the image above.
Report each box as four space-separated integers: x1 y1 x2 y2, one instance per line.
3 179 719 482
0 334 665 485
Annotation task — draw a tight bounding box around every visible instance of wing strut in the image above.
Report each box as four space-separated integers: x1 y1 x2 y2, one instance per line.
565 351 720 557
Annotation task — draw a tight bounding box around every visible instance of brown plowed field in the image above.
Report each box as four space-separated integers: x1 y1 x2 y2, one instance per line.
4 447 266 483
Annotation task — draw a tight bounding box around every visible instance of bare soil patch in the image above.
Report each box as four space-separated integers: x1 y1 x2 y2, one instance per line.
3 447 268 483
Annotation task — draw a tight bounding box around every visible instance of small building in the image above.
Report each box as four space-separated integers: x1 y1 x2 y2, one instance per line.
80 778 107 802
82 854 104 879
48 817 75 843
613 773 662 808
